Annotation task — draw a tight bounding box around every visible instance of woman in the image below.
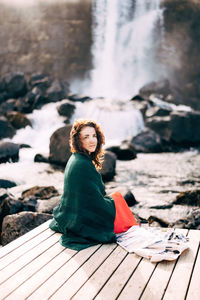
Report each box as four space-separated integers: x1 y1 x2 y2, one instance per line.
49 119 137 251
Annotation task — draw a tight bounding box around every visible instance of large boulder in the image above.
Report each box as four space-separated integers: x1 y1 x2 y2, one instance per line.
29 73 51 91
139 79 171 98
21 86 46 113
0 99 16 114
36 196 60 214
49 124 72 166
0 179 17 189
145 106 172 118
2 72 27 98
6 111 32 129
57 99 76 121
1 212 52 245
21 185 59 200
100 151 117 182
45 79 66 102
130 128 163 153
0 142 20 163
0 117 16 139
173 190 200 206
146 111 200 146
106 142 137 160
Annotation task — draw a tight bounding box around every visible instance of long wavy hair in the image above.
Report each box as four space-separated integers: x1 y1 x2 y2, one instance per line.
70 119 105 170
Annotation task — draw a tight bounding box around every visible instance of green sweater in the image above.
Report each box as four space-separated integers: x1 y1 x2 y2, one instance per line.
49 152 116 250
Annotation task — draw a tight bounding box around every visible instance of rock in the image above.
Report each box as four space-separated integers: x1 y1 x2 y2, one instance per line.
173 190 200 206
36 196 60 214
21 86 46 113
100 151 117 182
145 106 172 118
123 190 138 207
130 100 149 117
6 111 32 129
0 116 16 139
0 98 16 114
130 128 163 153
21 186 59 200
0 179 17 189
0 142 20 163
173 208 200 230
139 79 171 98
45 79 66 102
148 215 169 227
145 116 171 141
57 99 76 120
106 142 137 160
2 72 27 98
131 94 145 101
68 93 91 102
49 124 72 166
1 211 52 245
34 153 49 163
29 73 51 91
169 111 200 145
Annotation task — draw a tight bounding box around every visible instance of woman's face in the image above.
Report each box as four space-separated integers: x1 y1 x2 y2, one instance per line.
79 126 98 154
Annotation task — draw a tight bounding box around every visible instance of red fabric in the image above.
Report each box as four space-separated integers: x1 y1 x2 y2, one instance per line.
112 191 138 234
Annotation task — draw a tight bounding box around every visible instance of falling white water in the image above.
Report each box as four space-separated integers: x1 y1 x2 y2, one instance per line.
84 0 164 98
71 98 144 146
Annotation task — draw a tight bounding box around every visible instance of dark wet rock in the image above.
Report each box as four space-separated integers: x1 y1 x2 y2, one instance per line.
21 186 59 200
145 106 172 118
0 92 7 104
100 151 117 182
49 124 72 166
0 116 16 139
131 100 149 117
106 142 137 160
130 128 163 153
150 204 173 209
29 73 51 91
169 111 200 145
57 100 76 120
123 190 138 207
1 211 52 245
45 79 66 102
68 93 91 102
0 98 16 114
173 208 200 230
2 72 27 98
146 111 200 146
0 142 20 163
148 215 169 227
21 86 46 113
34 153 49 163
139 79 171 98
0 179 17 189
131 94 145 101
6 111 32 129
172 190 200 206
36 196 60 214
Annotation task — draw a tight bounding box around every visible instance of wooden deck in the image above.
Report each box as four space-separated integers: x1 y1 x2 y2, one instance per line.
0 220 200 300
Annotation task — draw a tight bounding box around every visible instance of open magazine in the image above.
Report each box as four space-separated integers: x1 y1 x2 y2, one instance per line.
116 225 189 263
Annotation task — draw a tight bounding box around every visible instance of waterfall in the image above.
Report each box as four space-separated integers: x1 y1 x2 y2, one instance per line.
84 0 164 98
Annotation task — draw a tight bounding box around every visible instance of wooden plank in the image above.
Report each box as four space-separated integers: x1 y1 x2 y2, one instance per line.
0 233 59 286
48 244 117 300
117 256 157 300
26 244 102 300
186 240 200 300
0 227 54 271
163 229 200 300
0 240 64 299
0 219 51 259
140 229 188 300
3 246 77 300
72 246 127 300
94 253 142 300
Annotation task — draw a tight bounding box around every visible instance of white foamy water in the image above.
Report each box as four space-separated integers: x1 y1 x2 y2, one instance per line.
83 0 164 98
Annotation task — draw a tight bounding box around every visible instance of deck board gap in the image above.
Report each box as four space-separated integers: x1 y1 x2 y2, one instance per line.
184 240 200 300
138 262 159 300
116 257 143 299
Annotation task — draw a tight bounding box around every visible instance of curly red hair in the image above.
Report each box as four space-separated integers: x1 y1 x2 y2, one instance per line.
70 119 105 169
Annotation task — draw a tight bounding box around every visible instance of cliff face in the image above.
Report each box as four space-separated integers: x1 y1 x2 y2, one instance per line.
0 0 92 81
160 0 200 108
